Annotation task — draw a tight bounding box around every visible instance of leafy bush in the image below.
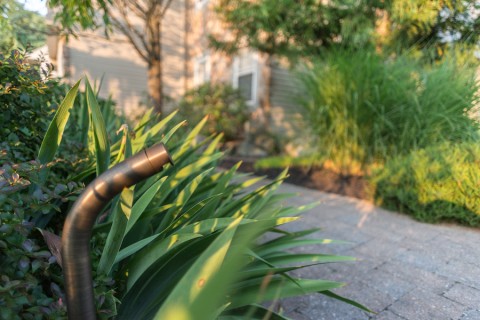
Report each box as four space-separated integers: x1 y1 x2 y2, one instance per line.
0 50 64 162
297 49 480 175
178 82 249 142
0 55 121 318
0 214 64 320
371 142 480 227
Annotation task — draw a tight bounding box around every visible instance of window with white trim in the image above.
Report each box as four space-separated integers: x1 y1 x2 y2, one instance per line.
232 52 259 107
193 54 211 86
195 0 209 10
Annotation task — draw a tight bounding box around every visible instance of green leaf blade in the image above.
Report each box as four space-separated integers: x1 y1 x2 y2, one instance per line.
85 78 110 176
38 79 82 165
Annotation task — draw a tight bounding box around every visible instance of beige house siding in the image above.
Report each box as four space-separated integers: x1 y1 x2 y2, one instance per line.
66 35 148 119
187 0 234 88
59 1 188 118
270 62 303 138
189 1 302 141
50 0 303 150
162 0 188 105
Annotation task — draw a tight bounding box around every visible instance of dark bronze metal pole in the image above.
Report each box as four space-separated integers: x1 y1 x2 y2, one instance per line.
61 143 173 320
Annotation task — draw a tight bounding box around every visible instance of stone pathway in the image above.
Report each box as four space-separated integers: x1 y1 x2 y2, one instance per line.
275 183 480 320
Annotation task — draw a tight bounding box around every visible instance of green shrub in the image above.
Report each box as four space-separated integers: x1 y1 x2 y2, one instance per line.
371 142 480 227
0 50 65 162
297 49 480 175
178 82 249 142
0 214 65 320
0 54 126 318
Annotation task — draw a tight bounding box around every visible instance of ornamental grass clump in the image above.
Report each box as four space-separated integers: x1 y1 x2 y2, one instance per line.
297 49 479 175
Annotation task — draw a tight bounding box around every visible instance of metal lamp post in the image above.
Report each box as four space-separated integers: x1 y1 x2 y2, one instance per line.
61 143 173 319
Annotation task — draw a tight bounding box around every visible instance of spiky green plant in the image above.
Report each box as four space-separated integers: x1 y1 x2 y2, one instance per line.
26 77 370 318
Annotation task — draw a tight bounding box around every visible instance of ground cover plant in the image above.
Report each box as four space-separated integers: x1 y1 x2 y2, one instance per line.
372 142 480 227
1 53 368 318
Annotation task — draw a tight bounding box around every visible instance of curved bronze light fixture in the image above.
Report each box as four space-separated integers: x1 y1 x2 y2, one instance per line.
61 143 173 320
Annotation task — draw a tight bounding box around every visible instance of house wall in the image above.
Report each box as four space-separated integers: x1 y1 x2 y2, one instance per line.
188 0 234 87
270 62 303 139
66 35 148 119
62 1 188 119
162 0 188 106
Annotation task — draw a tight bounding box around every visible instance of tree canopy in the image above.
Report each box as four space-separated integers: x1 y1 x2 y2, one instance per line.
210 0 381 59
384 0 480 59
212 0 480 62
0 0 47 53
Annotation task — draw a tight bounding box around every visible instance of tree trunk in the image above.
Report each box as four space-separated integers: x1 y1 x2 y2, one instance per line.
147 58 163 113
146 13 163 114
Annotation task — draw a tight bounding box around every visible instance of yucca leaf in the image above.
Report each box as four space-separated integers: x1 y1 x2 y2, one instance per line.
133 110 179 152
118 235 215 319
204 133 224 155
263 228 322 243
200 162 241 218
256 253 355 266
141 203 175 219
247 172 289 219
97 188 133 275
276 201 322 217
160 120 186 145
171 194 224 228
126 233 202 291
85 78 110 175
176 217 297 237
234 175 266 192
134 108 155 136
115 233 161 264
176 218 247 236
227 278 344 310
321 290 373 313
125 176 167 234
112 124 132 165
215 176 286 219
152 153 223 207
221 304 292 320
153 217 247 320
156 169 213 233
70 166 96 182
245 249 303 289
38 79 82 166
256 239 349 256
78 90 90 146
174 115 208 159
240 264 321 280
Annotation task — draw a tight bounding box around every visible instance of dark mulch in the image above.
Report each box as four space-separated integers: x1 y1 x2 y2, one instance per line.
220 157 371 200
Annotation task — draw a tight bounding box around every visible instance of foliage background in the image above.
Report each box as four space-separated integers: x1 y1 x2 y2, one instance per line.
0 0 47 52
